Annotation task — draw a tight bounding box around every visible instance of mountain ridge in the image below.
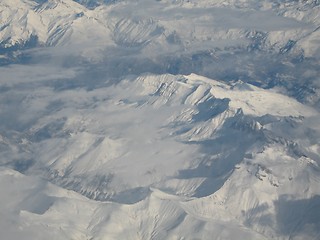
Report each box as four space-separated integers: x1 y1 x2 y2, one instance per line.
0 1 320 239
1 72 319 239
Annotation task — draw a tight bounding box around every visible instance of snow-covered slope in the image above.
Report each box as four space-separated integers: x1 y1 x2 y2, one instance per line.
0 0 113 49
1 69 320 239
1 0 320 239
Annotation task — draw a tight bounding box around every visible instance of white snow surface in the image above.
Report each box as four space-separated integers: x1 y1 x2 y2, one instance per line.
0 0 320 239
1 70 320 239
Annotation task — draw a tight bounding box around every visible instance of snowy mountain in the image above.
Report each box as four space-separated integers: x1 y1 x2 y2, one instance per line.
0 0 320 239
1 0 319 106
1 0 320 53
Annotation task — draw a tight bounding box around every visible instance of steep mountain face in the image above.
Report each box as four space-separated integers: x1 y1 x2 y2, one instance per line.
0 0 320 240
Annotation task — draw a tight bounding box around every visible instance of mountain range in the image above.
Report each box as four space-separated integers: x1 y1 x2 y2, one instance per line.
0 0 320 239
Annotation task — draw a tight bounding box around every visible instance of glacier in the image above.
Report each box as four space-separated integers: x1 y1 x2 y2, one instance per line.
0 0 320 239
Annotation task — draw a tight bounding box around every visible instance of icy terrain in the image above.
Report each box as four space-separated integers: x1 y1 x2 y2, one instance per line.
0 0 320 239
